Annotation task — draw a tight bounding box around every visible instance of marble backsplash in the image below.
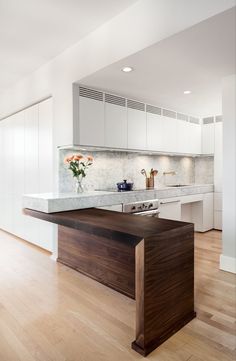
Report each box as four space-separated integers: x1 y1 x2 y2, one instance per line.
59 150 214 192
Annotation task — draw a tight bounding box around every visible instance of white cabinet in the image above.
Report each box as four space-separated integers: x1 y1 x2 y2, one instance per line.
162 114 178 152
127 103 146 150
0 98 54 252
214 119 223 230
146 109 162 151
79 91 104 146
104 100 127 149
159 199 181 221
188 122 202 154
202 118 215 154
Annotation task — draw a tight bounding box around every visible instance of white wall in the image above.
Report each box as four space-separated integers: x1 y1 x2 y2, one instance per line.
221 74 236 273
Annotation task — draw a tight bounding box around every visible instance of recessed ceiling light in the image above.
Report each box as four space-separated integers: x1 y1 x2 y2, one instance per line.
121 66 133 73
184 90 192 94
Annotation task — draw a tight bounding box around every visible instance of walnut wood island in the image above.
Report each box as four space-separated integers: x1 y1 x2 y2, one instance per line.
24 207 196 356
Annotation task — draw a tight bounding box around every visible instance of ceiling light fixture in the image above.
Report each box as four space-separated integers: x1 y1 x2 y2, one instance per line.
121 66 133 73
184 90 192 94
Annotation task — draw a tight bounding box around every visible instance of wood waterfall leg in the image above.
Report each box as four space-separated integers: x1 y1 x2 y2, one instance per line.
132 227 196 356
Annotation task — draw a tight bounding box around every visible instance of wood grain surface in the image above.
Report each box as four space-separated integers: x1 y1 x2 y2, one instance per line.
24 207 195 356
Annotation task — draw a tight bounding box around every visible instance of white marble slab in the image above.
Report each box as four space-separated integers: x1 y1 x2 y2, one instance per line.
23 184 214 213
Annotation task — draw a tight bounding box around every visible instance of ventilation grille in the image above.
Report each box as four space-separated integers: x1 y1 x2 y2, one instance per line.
189 116 200 124
127 99 145 111
105 93 126 107
163 109 176 119
177 113 188 122
215 115 222 123
146 104 161 115
79 86 103 101
203 116 214 124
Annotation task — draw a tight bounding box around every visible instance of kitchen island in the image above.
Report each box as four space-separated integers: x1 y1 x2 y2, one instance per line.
24 204 196 356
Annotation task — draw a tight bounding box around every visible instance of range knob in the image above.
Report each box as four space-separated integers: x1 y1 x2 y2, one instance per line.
131 206 136 211
148 203 153 209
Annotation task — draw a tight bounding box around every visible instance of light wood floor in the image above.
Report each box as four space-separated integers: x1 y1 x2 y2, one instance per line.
0 230 235 361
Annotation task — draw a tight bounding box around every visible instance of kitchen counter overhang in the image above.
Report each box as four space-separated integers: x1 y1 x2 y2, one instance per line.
23 184 213 213
24 206 196 356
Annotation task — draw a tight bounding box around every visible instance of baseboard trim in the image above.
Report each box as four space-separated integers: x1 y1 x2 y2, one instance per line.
220 254 236 274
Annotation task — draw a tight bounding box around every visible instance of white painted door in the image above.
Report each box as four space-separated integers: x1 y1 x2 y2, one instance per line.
162 116 178 153
202 122 215 154
79 96 104 146
146 112 162 151
105 101 127 149
127 107 146 150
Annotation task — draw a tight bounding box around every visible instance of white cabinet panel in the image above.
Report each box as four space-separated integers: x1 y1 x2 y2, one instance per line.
214 122 222 192
79 96 104 146
214 192 222 211
159 199 181 221
162 116 178 152
214 210 222 230
38 98 53 193
127 108 146 150
0 99 54 252
24 105 39 194
189 123 201 154
178 120 190 154
105 103 127 149
146 113 162 151
202 123 215 154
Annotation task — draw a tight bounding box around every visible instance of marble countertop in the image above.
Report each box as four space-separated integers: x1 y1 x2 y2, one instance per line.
23 184 214 213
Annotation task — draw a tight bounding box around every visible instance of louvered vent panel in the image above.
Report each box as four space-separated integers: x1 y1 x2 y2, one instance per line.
105 93 126 107
203 116 214 124
215 115 222 122
177 113 188 122
127 99 145 111
163 109 176 119
146 104 161 115
189 116 200 124
79 86 103 101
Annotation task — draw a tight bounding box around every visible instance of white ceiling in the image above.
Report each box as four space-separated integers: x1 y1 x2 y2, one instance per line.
0 0 137 92
81 7 236 117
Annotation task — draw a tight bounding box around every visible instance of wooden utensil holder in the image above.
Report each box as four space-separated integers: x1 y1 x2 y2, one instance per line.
146 177 154 189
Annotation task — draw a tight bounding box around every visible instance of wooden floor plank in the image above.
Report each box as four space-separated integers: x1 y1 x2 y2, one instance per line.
0 229 235 360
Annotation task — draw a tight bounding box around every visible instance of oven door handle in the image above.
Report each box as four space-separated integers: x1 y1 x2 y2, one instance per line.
133 209 160 216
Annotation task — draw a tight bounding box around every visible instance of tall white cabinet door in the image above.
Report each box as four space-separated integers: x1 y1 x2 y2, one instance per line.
202 117 215 154
79 89 104 146
38 98 54 251
12 112 25 238
127 101 146 150
146 107 162 151
24 105 40 244
214 121 223 192
24 105 39 194
104 96 127 149
162 114 178 153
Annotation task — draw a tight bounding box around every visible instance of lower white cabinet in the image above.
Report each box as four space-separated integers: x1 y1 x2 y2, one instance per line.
159 199 181 221
0 98 54 251
214 192 222 230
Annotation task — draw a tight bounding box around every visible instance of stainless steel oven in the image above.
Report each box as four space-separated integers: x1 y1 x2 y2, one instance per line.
123 199 160 218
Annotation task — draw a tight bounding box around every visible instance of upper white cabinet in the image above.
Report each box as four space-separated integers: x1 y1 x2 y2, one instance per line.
162 110 178 153
127 100 146 150
78 87 104 146
202 117 215 154
146 105 162 151
104 94 127 149
74 85 203 155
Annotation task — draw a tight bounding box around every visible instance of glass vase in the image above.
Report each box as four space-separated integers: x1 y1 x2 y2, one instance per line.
75 175 84 193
